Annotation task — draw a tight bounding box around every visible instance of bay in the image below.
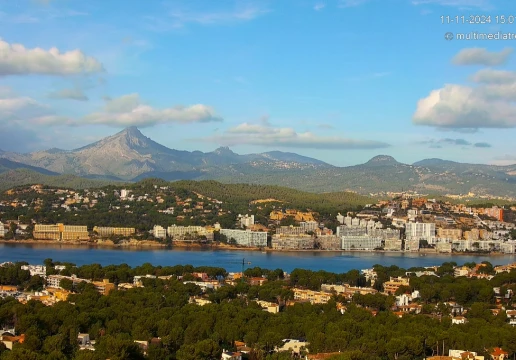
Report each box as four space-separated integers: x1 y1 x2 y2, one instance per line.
1 243 516 272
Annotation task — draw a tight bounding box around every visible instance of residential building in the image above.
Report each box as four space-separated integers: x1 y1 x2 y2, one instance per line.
238 214 254 228
293 288 332 304
276 339 309 355
152 225 167 239
93 226 135 237
271 235 314 250
0 221 5 238
436 241 452 253
341 235 382 251
220 229 267 247
384 239 403 251
485 206 504 221
20 265 46 277
405 222 436 244
316 235 341 250
92 279 115 295
451 316 467 325
300 221 319 232
255 300 280 313
490 347 508 360
437 228 463 240
405 239 420 251
448 350 483 360
167 225 213 241
34 223 89 241
46 275 86 289
383 277 410 295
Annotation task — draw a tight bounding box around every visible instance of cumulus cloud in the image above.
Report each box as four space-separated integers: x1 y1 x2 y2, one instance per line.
196 122 390 150
413 84 516 130
48 88 89 101
0 37 104 76
81 93 223 127
452 47 512 66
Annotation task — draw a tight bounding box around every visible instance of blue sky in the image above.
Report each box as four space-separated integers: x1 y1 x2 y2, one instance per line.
1 0 516 166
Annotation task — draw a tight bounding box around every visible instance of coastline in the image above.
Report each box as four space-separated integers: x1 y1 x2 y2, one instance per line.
0 239 508 256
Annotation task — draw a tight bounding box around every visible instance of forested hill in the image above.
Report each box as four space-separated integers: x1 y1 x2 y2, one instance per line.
165 180 372 213
0 169 122 191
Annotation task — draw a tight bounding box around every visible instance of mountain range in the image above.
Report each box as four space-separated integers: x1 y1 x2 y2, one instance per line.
1 127 515 198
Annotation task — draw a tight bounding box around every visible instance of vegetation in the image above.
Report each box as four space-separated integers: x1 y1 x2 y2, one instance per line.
0 169 122 192
1 260 516 359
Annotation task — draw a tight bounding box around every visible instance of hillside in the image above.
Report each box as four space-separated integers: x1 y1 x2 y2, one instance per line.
0 169 123 191
167 180 371 213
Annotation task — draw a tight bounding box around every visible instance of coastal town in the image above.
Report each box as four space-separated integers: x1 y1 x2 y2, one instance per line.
2 258 516 359
0 182 515 254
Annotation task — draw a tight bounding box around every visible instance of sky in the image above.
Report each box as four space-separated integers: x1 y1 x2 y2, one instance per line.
1 0 516 166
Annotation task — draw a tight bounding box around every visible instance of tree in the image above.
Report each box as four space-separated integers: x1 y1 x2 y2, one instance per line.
59 278 73 291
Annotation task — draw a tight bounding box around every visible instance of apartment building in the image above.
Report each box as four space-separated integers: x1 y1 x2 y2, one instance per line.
238 214 255 228
384 239 403 251
167 225 213 240
464 228 480 241
320 284 377 297
152 225 167 239
46 275 86 289
383 277 410 295
220 229 268 247
405 222 436 244
93 226 135 237
0 221 5 238
316 235 341 250
92 279 115 295
276 226 305 236
33 223 88 241
271 235 315 250
437 228 462 240
33 224 61 240
341 235 382 251
485 206 504 222
300 221 319 232
293 288 332 304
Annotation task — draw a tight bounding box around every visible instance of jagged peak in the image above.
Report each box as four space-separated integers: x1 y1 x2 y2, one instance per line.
212 146 236 155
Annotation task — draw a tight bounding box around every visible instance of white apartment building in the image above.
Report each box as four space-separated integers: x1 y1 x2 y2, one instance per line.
336 213 344 224
21 265 46 277
341 235 382 251
153 225 167 239
0 222 4 238
238 214 255 228
167 225 208 238
300 221 319 232
405 222 436 244
220 229 267 247
501 240 516 254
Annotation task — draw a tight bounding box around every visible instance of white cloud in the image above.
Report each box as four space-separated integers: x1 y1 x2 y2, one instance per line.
48 88 89 101
469 68 516 84
198 122 390 150
0 92 70 126
413 84 516 129
451 47 512 66
81 93 222 127
314 3 326 10
146 3 269 31
0 38 104 76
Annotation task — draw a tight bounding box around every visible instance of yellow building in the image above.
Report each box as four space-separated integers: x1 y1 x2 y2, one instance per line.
383 277 410 295
33 224 61 240
92 279 115 295
33 223 89 241
437 228 463 240
293 288 332 304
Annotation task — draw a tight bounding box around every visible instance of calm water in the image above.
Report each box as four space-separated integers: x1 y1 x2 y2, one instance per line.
1 243 515 272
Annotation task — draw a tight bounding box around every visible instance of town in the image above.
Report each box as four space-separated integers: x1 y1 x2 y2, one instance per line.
0 181 515 254
1 259 516 359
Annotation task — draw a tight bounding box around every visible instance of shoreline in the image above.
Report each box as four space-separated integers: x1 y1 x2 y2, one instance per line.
0 239 510 256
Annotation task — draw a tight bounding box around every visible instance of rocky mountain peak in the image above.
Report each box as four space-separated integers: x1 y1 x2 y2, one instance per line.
365 155 399 166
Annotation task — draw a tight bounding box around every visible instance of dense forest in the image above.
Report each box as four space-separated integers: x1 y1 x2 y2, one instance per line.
1 260 516 359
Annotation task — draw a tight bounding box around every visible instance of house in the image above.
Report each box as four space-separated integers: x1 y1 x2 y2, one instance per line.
249 277 268 286
276 339 309 354
448 349 484 359
451 316 467 325
221 350 242 360
490 347 508 360
506 310 516 326
0 333 25 350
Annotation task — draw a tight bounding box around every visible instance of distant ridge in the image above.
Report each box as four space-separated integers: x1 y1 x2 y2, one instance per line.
0 127 515 197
